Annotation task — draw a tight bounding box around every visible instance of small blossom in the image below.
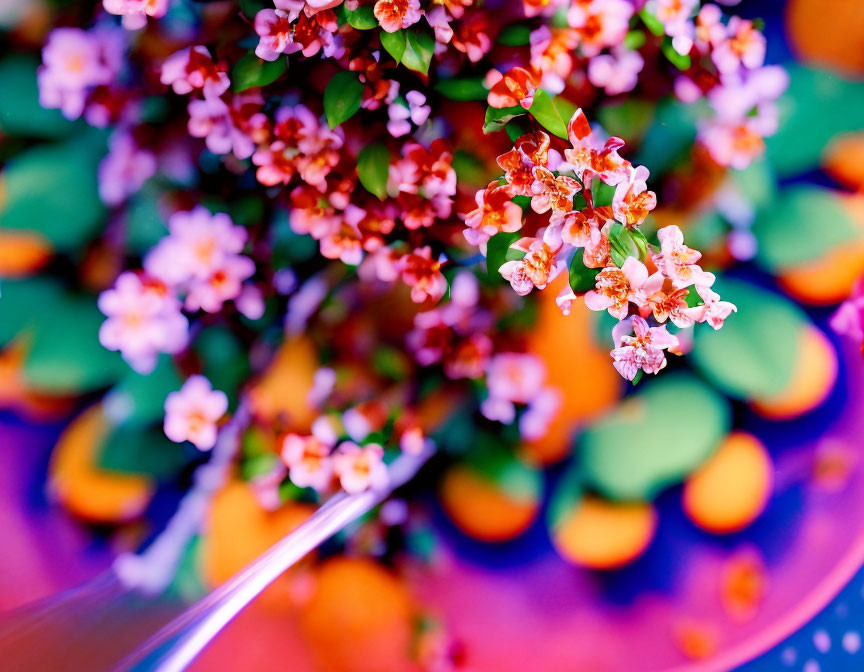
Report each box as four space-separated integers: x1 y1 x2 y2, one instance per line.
374 0 422 33
612 165 657 227
652 225 716 289
98 131 157 207
160 46 229 97
103 0 169 30
163 375 228 450
333 442 388 493
688 284 737 329
567 0 634 57
98 272 189 374
611 316 679 380
712 16 766 74
463 182 523 251
530 167 581 213
281 433 334 491
585 257 662 319
499 225 566 295
588 48 644 96
565 109 628 184
486 66 540 110
400 246 447 303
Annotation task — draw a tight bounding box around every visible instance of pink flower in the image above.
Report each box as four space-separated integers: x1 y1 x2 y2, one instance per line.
831 284 864 347
499 225 567 296
520 388 561 440
163 375 228 450
464 182 524 252
98 131 157 206
564 109 628 184
160 46 230 97
374 0 422 33
612 165 657 227
390 139 457 199
103 0 169 30
481 352 548 424
187 92 268 160
610 316 679 381
712 16 766 73
687 284 737 329
530 26 578 94
254 9 300 61
652 225 716 289
567 0 633 57
333 442 388 493
400 246 447 304
38 27 120 119
98 272 189 374
281 433 334 492
530 166 582 214
400 426 433 455
145 206 248 286
185 255 256 313
585 257 662 319
588 48 644 96
486 67 540 110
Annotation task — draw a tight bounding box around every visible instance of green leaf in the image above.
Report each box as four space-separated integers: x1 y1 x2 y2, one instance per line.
380 29 408 63
105 356 183 429
623 30 647 50
608 223 648 266
0 134 106 252
356 143 391 199
22 294 127 394
753 186 861 271
483 105 527 134
591 180 617 208
345 5 378 29
323 70 364 129
634 98 703 175
498 24 533 46
194 326 250 406
529 90 568 140
232 52 287 92
239 0 269 19
486 230 523 279
434 77 488 101
767 67 864 176
580 373 730 500
639 9 665 36
126 187 168 255
461 441 543 503
568 249 601 293
690 279 808 400
401 29 435 75
98 424 197 479
0 55 73 138
661 37 691 70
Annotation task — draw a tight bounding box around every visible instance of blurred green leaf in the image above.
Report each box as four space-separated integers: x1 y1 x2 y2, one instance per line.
547 466 583 531
0 277 64 346
98 423 197 479
357 143 391 199
239 0 269 19
580 373 730 500
434 77 488 101
195 326 250 405
598 99 655 145
22 294 127 394
753 186 860 271
498 24 532 46
635 99 703 175
106 356 182 429
125 187 168 255
767 67 864 177
232 52 286 92
690 279 806 399
0 134 106 252
0 56 73 138
462 440 543 502
324 71 364 129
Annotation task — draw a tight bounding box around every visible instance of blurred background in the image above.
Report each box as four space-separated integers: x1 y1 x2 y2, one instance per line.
3 0 864 670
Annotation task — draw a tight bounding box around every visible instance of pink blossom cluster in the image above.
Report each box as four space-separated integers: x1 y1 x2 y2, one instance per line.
103 0 168 30
465 110 736 380
481 353 561 440
37 25 125 122
98 207 257 372
163 375 229 450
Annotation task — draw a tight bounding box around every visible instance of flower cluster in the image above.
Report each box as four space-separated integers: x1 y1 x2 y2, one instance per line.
466 111 735 380
33 0 768 502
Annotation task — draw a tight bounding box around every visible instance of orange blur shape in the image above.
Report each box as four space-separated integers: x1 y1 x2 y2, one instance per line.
297 557 419 672
683 433 773 534
550 496 657 570
248 337 319 431
525 276 621 464
750 326 838 420
0 229 52 278
721 550 768 622
202 480 314 609
673 621 719 661
439 464 540 542
48 404 154 524
787 0 864 76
